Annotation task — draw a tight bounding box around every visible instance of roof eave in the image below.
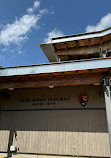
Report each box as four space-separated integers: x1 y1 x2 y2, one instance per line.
52 27 111 43
40 43 59 63
0 58 111 77
40 27 111 62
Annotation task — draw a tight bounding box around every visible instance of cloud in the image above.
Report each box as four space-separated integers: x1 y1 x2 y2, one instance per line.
27 8 34 14
39 9 48 15
86 13 111 32
0 1 47 46
0 15 40 45
27 1 40 14
34 1 40 9
44 28 64 43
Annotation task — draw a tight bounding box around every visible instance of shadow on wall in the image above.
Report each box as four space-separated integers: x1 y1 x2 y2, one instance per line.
0 85 107 133
0 108 107 133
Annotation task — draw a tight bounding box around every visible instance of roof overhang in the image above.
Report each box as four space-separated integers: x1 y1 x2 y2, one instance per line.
40 27 111 62
51 27 111 43
0 58 111 77
0 58 111 89
40 43 59 62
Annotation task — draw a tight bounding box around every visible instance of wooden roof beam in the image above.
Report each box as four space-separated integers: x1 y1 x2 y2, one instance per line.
55 40 111 57
0 73 103 90
55 45 100 56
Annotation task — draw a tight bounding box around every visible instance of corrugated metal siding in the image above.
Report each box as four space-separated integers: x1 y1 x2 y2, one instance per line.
0 86 110 157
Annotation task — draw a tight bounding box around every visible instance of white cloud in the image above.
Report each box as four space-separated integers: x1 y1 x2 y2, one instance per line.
39 9 48 15
27 1 40 14
86 13 111 32
44 28 64 43
0 1 47 46
34 1 40 9
27 8 34 14
0 15 40 45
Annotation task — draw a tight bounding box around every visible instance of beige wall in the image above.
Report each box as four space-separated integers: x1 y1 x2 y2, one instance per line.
0 85 110 157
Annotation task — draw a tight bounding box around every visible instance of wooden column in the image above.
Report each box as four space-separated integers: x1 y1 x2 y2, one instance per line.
104 77 111 157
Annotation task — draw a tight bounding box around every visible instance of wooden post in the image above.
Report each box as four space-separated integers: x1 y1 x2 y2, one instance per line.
104 77 111 157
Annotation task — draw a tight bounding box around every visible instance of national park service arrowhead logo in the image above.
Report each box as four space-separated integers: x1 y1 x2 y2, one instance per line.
78 94 88 107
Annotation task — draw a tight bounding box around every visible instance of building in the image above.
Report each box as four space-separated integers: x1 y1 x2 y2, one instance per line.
0 27 111 158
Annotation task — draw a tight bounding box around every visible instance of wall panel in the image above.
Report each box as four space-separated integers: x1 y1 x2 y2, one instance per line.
0 86 110 157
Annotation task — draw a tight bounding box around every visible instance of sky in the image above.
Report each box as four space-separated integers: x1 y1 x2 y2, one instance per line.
0 0 111 67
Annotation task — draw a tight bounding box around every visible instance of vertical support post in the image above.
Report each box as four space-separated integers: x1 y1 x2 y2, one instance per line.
99 47 103 57
7 130 15 157
104 77 111 157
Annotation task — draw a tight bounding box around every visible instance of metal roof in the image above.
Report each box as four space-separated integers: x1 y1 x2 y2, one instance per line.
0 57 111 77
51 27 111 43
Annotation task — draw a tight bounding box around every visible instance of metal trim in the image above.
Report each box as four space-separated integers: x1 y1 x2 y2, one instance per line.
0 58 111 77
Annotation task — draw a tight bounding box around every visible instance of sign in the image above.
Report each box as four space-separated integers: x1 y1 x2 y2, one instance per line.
20 97 70 106
78 94 88 107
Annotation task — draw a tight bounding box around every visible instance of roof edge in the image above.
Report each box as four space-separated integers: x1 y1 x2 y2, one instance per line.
0 58 111 77
52 27 111 41
40 43 59 63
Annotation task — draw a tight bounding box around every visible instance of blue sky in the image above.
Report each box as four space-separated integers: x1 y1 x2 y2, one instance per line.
0 0 111 67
